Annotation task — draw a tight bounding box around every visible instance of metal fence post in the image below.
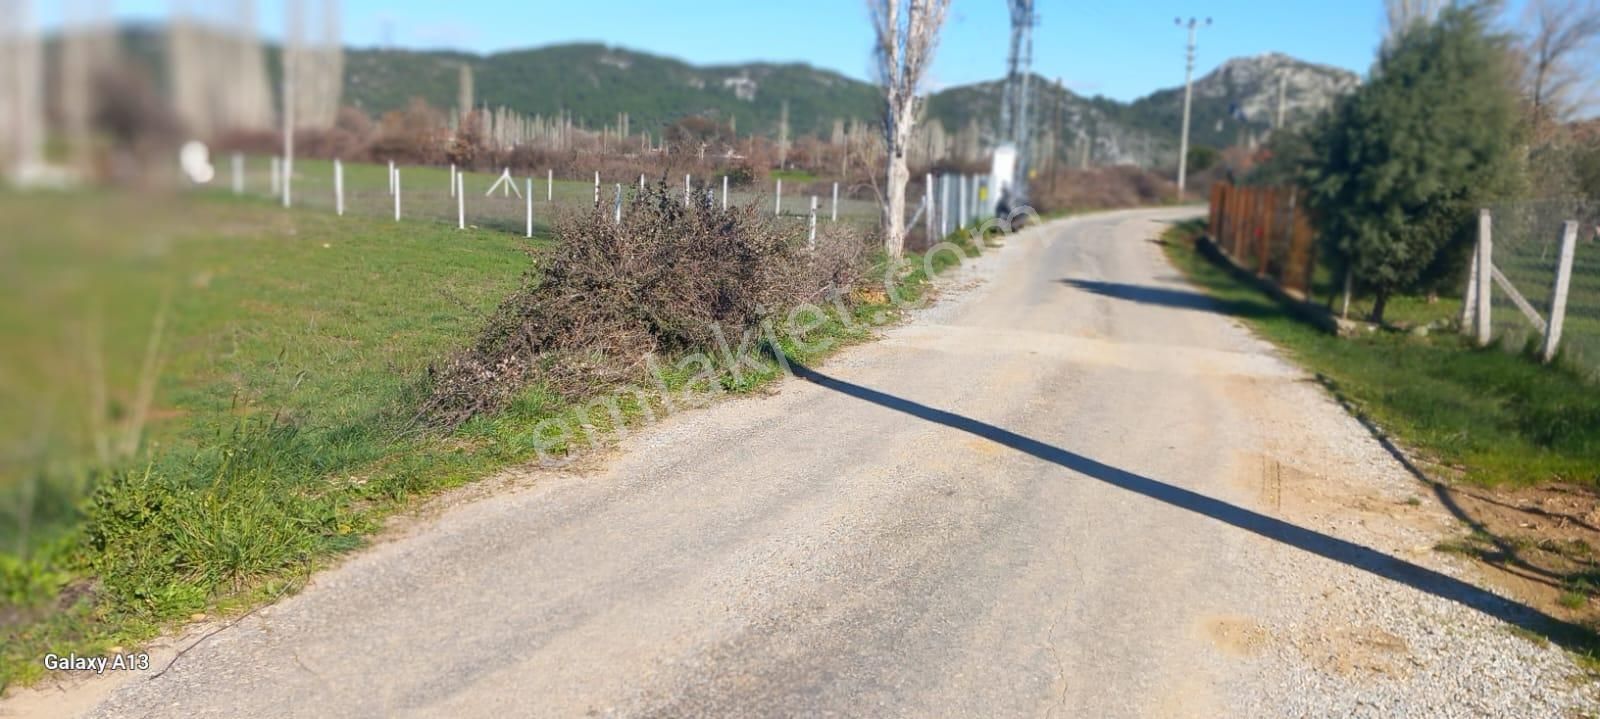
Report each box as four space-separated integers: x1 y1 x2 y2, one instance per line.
1542 220 1580 363
1475 208 1493 346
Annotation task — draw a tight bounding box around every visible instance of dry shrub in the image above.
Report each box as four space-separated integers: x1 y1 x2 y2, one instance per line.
1032 166 1179 214
421 182 867 427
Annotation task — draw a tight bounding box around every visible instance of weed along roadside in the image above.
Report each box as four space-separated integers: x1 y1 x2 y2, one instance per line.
1159 218 1600 657
0 184 1025 691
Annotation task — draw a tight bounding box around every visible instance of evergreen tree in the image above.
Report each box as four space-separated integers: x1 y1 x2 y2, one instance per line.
1301 5 1522 323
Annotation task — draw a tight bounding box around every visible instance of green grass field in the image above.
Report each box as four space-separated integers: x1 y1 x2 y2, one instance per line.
1162 219 1599 489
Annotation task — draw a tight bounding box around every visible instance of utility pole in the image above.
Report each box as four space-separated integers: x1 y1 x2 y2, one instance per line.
1274 70 1288 131
1051 76 1064 194
1175 16 1211 200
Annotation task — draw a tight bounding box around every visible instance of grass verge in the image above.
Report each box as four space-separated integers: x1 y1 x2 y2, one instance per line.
0 188 993 691
1162 217 1600 659
1160 219 1598 489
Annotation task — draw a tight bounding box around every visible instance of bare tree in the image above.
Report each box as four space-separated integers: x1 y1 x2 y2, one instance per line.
1521 0 1600 124
870 0 949 258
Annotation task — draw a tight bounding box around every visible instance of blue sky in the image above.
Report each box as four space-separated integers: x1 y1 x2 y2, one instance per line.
37 1 1532 101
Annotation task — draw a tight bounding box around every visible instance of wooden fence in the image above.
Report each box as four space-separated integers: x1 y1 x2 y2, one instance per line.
1207 183 1318 297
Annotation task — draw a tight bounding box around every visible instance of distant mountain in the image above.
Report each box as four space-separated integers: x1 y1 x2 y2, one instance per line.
97 28 1363 164
343 44 1361 166
1119 53 1362 148
343 43 884 138
924 54 1361 166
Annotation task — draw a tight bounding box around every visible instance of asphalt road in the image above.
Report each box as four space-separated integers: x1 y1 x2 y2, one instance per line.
41 207 1584 717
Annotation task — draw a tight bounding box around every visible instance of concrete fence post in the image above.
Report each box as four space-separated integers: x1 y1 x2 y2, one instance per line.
450 163 457 198
386 159 394 195
639 174 645 192
775 179 783 215
1340 269 1352 320
1475 208 1494 346
722 175 729 210
393 170 401 221
808 196 819 247
457 172 466 229
940 175 950 236
334 159 344 216
831 182 839 222
593 171 600 207
525 178 533 238
614 183 623 224
1460 241 1480 334
958 175 967 228
684 173 691 207
547 169 553 202
1542 220 1580 363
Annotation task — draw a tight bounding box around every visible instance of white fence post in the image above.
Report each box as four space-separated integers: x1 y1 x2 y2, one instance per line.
831 182 839 222
525 178 533 238
1460 243 1480 334
775 179 782 215
1542 220 1580 363
940 175 950 236
334 159 344 216
1475 208 1493 346
808 196 818 246
282 154 292 208
457 172 466 229
593 171 600 207
722 175 729 210
387 159 394 195
450 163 457 197
925 172 934 242
547 169 553 202
684 173 691 207
639 173 645 192
232 153 243 195
393 169 401 221
958 175 967 228
614 183 623 224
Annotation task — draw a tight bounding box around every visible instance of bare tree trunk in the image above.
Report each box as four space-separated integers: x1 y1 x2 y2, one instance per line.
872 0 950 258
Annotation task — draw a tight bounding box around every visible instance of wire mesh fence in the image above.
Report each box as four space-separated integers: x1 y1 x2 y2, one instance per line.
206 155 991 249
1483 198 1600 377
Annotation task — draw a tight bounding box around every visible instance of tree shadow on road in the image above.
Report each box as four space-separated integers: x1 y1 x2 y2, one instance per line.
1059 278 1281 320
791 361 1598 655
